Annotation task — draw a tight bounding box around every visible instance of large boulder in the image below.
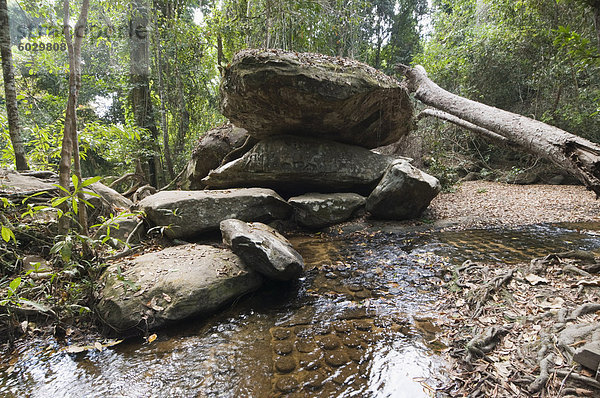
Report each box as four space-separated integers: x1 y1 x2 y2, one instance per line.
220 49 414 148
202 135 394 196
288 193 366 229
366 160 441 220
96 244 262 332
220 219 304 281
137 188 291 239
181 123 250 190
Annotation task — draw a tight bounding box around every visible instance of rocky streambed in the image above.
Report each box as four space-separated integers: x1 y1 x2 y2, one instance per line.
3 221 600 397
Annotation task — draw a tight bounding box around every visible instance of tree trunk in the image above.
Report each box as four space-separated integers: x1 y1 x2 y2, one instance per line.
398 64 600 196
418 108 510 146
130 0 160 188
0 0 28 171
58 0 89 235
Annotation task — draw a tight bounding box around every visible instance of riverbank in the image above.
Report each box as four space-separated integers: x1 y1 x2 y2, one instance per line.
427 181 600 229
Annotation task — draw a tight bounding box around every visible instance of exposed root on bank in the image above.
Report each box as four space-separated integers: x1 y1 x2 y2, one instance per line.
438 251 600 397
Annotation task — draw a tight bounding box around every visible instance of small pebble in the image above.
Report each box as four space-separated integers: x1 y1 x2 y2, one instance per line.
333 322 352 334
294 325 312 337
342 335 362 348
275 357 296 374
273 341 294 355
324 272 337 279
317 335 341 350
324 350 349 367
276 376 299 393
354 321 372 331
314 324 331 335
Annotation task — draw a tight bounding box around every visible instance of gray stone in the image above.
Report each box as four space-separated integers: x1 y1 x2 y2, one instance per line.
88 182 133 211
220 49 414 149
0 169 57 196
137 188 291 239
573 341 600 371
96 244 262 332
220 219 304 281
182 123 249 190
366 160 441 220
203 135 394 196
288 193 366 229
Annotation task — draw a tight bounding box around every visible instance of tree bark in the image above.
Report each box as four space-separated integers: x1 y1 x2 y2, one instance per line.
0 0 28 170
399 64 600 196
58 0 89 235
130 0 161 188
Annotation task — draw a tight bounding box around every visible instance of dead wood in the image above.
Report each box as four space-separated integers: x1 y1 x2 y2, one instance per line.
418 108 510 145
398 64 600 196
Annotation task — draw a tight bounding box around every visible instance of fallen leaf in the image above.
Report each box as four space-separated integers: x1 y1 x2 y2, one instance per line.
147 333 157 343
94 342 104 352
525 274 548 285
539 296 564 309
162 293 172 303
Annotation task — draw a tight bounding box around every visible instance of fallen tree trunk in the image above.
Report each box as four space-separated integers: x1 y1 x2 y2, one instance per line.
398 64 600 196
418 108 510 146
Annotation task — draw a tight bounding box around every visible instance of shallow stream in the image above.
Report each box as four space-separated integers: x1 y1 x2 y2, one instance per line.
2 222 600 397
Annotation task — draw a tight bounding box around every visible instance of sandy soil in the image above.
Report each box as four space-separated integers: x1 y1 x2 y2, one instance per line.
427 181 600 228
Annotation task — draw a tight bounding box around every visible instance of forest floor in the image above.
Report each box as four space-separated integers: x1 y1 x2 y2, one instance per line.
422 181 600 397
426 180 600 229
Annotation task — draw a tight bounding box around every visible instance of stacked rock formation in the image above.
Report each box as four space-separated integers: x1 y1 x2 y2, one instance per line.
197 49 440 227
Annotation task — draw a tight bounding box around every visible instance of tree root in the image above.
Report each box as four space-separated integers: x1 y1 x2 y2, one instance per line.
568 304 600 321
529 353 555 393
470 269 514 317
555 369 600 390
466 326 509 362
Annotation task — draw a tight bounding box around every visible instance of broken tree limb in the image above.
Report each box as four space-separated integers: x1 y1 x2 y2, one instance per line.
418 108 510 146
398 64 600 196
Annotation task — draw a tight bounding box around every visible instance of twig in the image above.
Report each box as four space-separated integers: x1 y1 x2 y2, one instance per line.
104 245 142 261
555 369 600 389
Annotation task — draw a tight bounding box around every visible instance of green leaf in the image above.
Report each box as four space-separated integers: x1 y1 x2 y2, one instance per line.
1 226 15 243
72 174 79 191
52 184 71 194
9 277 21 295
81 176 102 187
72 198 78 215
51 196 70 207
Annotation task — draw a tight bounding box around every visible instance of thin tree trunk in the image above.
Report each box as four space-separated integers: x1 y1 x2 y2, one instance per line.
398 64 600 196
156 35 174 180
0 0 28 170
58 0 89 235
130 0 161 188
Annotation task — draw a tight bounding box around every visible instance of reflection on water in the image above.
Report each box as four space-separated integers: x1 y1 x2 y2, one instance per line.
2 222 600 397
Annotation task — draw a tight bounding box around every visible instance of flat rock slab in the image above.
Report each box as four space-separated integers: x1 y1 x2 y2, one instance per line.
137 188 291 239
203 135 393 196
366 160 441 220
289 193 366 229
220 219 304 281
96 244 262 333
0 169 57 195
220 49 414 148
